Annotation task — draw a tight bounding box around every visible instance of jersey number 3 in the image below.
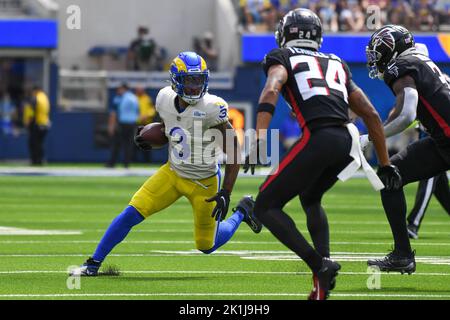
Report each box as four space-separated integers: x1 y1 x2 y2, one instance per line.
290 56 348 103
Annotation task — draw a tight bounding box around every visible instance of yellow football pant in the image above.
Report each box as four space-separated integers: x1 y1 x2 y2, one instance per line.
129 163 219 251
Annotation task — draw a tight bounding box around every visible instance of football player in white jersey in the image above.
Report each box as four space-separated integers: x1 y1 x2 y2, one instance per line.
71 52 261 276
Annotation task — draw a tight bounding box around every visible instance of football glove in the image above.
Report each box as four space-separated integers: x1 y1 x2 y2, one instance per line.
206 189 231 221
377 165 402 191
134 126 152 151
359 134 370 151
243 139 266 175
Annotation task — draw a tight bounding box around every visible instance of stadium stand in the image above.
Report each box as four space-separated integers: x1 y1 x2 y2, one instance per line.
237 0 450 32
0 0 448 164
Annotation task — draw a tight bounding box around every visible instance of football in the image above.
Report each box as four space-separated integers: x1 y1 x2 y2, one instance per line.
138 122 168 149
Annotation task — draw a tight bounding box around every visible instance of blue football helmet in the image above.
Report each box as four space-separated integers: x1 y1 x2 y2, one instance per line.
170 51 209 105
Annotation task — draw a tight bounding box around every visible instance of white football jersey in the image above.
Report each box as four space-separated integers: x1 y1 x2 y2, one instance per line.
155 86 229 180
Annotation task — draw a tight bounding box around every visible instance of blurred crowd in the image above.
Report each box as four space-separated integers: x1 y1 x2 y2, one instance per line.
237 0 450 33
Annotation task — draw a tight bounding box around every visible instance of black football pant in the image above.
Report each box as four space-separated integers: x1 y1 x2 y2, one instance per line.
254 126 352 273
407 172 450 229
28 124 48 165
108 124 136 168
381 137 450 255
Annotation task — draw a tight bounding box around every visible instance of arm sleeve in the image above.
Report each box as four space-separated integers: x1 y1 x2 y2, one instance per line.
383 87 418 138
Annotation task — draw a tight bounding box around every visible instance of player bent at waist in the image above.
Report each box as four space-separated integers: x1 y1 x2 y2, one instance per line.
362 31 450 273
70 52 261 276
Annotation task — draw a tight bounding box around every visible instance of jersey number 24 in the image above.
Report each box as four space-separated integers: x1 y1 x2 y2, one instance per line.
290 56 348 103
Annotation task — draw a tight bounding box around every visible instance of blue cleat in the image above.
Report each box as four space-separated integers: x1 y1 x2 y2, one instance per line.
233 195 262 233
69 257 102 277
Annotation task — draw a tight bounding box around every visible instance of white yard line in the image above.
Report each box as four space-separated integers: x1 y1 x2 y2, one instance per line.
0 251 448 266
0 240 449 247
0 219 448 226
0 270 449 276
0 292 449 298
86 229 449 235
0 227 81 236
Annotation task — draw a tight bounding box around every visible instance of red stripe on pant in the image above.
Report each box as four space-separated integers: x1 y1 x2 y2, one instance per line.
419 95 450 138
260 87 310 192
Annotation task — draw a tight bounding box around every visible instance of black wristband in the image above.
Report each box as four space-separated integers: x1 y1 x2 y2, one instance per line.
257 102 276 115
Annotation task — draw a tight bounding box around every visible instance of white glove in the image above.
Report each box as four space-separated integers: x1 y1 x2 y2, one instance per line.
359 134 370 151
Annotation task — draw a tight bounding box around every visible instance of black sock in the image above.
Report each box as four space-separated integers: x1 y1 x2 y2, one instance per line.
380 188 412 255
302 203 330 258
258 208 323 273
434 173 450 214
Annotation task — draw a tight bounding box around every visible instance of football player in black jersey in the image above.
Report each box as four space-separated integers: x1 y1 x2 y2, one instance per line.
243 8 394 300
405 44 450 240
363 25 450 273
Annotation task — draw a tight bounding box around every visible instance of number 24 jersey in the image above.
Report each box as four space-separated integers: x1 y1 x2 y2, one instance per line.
262 47 357 127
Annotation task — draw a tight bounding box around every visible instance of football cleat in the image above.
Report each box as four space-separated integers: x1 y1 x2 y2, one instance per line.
233 195 262 233
308 258 341 300
367 250 416 274
69 257 102 277
407 224 419 240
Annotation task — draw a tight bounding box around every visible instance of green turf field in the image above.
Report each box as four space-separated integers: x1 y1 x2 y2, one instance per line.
0 175 448 300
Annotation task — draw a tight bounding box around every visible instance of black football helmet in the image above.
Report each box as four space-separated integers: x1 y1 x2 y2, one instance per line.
366 25 415 79
275 8 323 50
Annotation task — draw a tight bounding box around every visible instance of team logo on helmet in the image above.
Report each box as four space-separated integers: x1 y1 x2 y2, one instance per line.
372 27 396 52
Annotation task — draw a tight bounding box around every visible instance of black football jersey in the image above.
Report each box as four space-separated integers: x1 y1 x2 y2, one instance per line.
262 47 356 128
383 52 450 149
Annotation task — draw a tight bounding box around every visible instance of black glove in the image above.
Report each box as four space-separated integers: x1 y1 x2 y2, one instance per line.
243 139 266 175
377 165 402 191
134 126 152 151
206 189 231 221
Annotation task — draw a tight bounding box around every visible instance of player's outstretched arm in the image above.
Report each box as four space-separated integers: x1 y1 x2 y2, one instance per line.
382 75 418 138
348 88 390 167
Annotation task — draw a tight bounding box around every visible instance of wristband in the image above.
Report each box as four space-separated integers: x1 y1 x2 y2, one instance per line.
257 102 275 115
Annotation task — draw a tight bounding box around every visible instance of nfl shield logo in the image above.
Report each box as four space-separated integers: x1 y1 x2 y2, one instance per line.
177 116 181 121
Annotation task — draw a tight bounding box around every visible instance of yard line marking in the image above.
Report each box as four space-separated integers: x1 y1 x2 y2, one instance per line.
1 251 448 266
0 240 449 247
1 270 449 276
87 229 450 235
1 219 447 226
0 226 81 236
0 293 449 298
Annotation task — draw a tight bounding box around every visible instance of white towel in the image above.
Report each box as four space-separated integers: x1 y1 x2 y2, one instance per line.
337 123 385 191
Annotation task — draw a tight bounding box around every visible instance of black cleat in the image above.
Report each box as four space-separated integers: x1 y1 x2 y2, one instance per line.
407 225 419 240
367 250 416 274
308 258 341 300
233 195 262 233
69 257 102 277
